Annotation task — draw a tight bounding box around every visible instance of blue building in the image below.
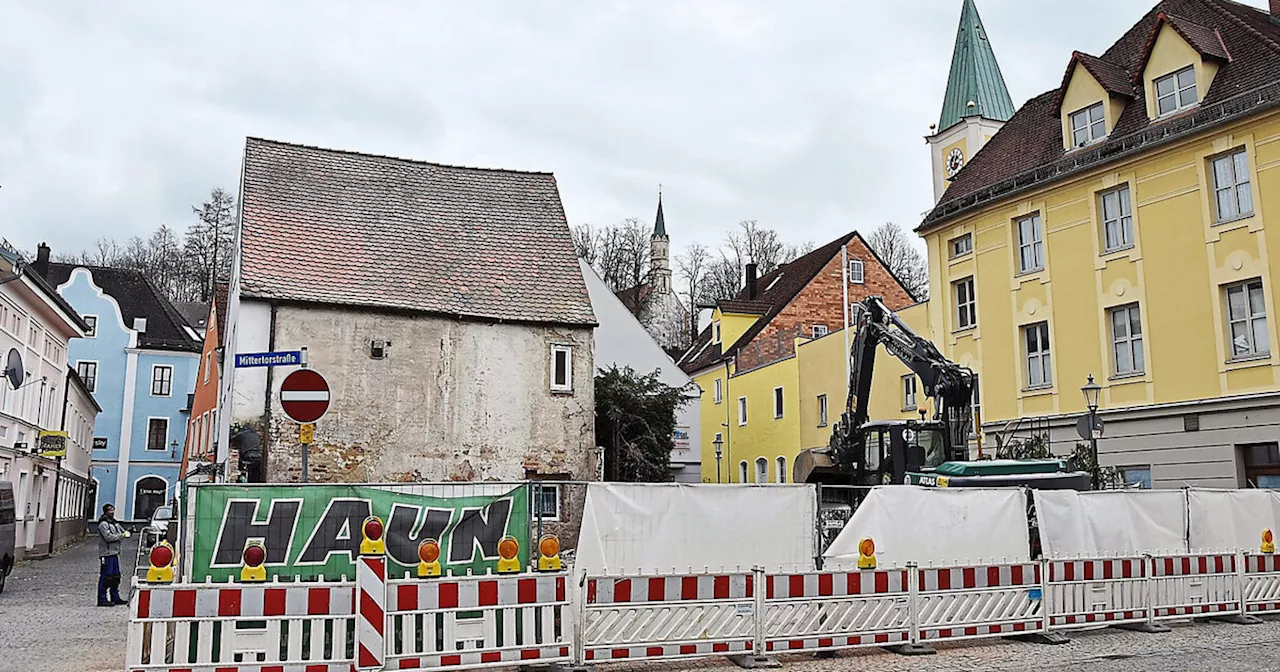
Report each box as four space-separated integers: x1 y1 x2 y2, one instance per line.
41 257 200 522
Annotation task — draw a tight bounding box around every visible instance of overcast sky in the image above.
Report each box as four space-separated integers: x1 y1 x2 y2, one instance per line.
1 1 1267 257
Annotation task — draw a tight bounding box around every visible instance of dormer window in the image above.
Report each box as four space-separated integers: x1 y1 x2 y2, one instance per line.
1069 103 1106 147
1155 66 1196 116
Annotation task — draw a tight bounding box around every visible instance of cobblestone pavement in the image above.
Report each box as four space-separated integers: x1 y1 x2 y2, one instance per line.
0 535 139 672
601 618 1280 672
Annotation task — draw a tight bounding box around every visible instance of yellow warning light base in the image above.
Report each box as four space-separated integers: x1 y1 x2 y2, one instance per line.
538 555 562 572
1264 528 1275 554
418 560 441 577
241 565 267 582
497 557 522 574
857 555 877 570
146 565 174 583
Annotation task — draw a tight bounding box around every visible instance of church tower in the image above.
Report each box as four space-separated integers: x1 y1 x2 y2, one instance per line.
650 188 671 295
926 0 1015 203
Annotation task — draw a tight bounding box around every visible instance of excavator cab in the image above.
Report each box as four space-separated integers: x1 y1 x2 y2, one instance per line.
862 421 960 485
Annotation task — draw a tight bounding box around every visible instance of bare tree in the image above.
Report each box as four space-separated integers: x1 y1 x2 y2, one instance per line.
674 243 710 342
700 221 812 302
867 221 929 301
572 218 652 317
186 188 237 302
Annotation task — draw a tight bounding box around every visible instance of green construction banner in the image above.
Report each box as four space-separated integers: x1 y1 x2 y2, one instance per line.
190 484 529 581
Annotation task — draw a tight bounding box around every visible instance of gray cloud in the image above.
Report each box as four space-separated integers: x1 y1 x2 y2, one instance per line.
2 0 1263 256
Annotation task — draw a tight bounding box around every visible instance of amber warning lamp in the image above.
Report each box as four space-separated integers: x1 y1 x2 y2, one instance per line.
360 516 386 555
857 537 877 570
537 534 562 572
418 538 442 577
1264 528 1275 554
497 535 521 573
146 541 176 584
241 541 268 582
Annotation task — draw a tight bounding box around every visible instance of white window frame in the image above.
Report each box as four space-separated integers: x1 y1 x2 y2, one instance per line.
1225 279 1270 360
1210 148 1254 224
1023 322 1053 389
203 352 212 384
902 375 917 410
1069 102 1107 147
1100 186 1134 252
550 344 573 393
776 456 787 484
531 483 561 522
953 277 976 330
76 360 98 394
1016 214 1044 274
713 322 722 343
772 386 784 419
817 394 828 427
145 417 170 452
713 378 723 404
83 315 98 338
150 365 173 397
949 233 973 259
755 457 768 484
738 396 748 427
811 324 829 338
738 460 748 483
1110 304 1145 376
1155 66 1197 117
848 259 865 284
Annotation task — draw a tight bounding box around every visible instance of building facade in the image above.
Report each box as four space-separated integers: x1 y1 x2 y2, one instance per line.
182 287 225 481
915 0 1280 488
42 254 200 521
219 138 599 491
0 244 94 559
678 233 915 483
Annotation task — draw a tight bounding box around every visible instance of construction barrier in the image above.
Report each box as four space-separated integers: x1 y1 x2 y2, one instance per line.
1244 554 1280 614
760 569 911 653
579 572 756 662
1149 552 1242 619
912 562 1044 643
1044 557 1150 628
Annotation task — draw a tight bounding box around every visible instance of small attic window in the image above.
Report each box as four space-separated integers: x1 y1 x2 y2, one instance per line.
1155 66 1197 116
713 321 722 343
133 317 148 333
1069 103 1106 147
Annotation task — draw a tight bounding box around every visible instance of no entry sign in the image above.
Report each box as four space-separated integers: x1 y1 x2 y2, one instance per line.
280 369 330 423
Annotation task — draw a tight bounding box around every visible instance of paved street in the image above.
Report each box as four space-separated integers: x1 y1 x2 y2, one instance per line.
0 535 139 672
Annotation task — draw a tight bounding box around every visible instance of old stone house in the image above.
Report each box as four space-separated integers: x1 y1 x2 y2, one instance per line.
219 138 599 488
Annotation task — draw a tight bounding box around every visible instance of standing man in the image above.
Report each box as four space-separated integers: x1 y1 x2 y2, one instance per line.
97 504 130 606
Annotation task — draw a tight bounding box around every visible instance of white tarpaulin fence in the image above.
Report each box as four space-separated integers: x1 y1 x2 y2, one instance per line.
1034 490 1188 558
574 483 818 576
1188 489 1280 551
823 486 1031 568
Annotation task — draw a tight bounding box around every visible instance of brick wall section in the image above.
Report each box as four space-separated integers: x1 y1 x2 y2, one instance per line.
735 237 914 372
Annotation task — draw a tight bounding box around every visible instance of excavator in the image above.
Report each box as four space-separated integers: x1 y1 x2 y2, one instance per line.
793 296 1089 495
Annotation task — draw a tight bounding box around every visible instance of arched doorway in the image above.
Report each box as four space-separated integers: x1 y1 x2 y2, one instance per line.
133 476 168 521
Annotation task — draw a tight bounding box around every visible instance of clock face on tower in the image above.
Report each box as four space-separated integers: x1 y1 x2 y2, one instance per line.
945 147 965 178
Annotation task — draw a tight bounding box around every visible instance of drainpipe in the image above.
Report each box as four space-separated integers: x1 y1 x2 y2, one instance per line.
47 372 72 556
724 359 732 482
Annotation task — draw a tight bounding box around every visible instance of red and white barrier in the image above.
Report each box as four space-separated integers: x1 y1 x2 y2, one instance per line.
580 572 755 662
912 562 1044 643
1150 552 1242 619
385 572 571 671
1044 557 1149 628
1244 554 1280 614
760 569 910 653
357 556 387 670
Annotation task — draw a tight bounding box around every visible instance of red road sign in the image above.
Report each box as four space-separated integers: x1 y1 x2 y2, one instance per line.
280 369 330 423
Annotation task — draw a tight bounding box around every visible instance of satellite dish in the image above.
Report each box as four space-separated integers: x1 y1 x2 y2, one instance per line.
4 349 23 390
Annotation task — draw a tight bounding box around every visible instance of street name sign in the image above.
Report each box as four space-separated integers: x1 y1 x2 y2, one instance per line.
236 350 303 368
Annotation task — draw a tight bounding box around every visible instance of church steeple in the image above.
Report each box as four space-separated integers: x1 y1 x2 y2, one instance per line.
650 186 671 294
926 0 1015 203
937 0 1014 133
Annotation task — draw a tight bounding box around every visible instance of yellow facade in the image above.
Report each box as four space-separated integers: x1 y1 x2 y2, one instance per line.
922 107 1280 426
693 303 931 483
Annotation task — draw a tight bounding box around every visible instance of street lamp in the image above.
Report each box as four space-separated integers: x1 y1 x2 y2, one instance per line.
713 435 724 484
1081 374 1102 488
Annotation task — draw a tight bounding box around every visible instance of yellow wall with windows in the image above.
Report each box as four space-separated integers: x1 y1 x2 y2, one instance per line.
922 108 1280 427
714 309 760 350
1142 25 1219 121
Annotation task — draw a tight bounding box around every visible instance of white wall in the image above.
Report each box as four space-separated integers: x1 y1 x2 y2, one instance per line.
580 260 701 481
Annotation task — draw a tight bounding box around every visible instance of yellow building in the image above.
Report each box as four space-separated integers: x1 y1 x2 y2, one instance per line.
917 0 1280 488
678 234 917 483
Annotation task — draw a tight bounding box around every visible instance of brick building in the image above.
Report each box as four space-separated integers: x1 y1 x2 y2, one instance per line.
678 232 915 483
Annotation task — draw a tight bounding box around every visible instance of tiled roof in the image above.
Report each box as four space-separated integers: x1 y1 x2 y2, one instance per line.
239 138 597 326
175 301 208 331
1056 52 1136 111
678 233 858 374
213 281 228 347
44 263 202 353
923 0 1280 232
1156 13 1232 62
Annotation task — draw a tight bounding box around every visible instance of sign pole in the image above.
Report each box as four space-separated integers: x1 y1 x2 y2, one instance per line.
299 423 315 484
301 443 309 483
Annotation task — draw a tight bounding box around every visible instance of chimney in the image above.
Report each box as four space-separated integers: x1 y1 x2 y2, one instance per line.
746 263 759 299
33 242 50 278
1272 0 1280 25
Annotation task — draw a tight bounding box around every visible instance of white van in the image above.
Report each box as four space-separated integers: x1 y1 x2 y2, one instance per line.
0 482 15 593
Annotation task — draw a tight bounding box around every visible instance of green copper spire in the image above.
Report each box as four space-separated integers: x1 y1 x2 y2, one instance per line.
653 186 667 238
937 0 1015 133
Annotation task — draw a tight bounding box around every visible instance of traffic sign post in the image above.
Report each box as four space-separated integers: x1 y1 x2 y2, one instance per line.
281 370 330 483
